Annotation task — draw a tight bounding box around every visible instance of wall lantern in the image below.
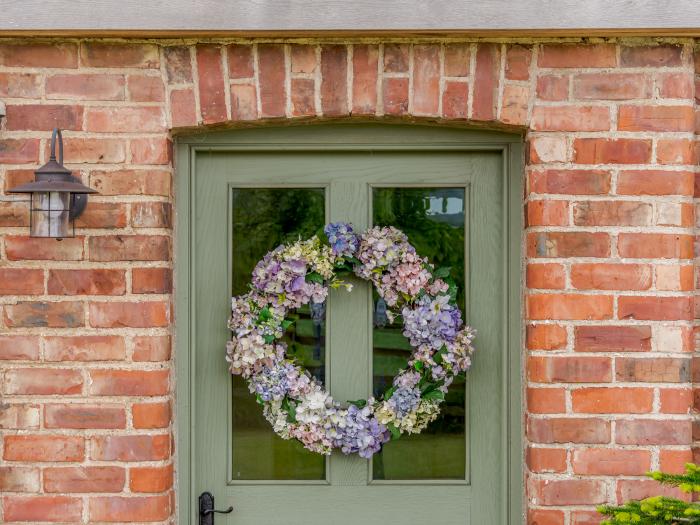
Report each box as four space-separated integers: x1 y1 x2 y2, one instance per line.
8 128 97 239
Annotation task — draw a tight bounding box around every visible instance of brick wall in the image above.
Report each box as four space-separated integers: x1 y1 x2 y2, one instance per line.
0 38 697 524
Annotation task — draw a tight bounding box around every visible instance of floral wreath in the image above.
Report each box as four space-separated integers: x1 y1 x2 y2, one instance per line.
226 223 475 458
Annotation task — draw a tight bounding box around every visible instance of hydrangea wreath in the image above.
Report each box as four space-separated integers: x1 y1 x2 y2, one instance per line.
226 222 476 458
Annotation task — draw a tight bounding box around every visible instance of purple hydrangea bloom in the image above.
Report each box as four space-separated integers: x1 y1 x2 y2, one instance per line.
402 295 462 349
324 222 359 257
334 405 390 458
388 386 421 417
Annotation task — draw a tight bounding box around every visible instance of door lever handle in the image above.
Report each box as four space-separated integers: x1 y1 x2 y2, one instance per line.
199 492 233 525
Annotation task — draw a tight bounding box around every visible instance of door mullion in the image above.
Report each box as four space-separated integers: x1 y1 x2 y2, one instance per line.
328 177 371 485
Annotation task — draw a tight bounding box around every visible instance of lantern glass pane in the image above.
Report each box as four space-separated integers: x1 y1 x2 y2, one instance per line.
29 191 71 238
30 192 50 237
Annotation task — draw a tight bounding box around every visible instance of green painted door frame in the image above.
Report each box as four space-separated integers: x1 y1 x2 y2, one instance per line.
175 123 524 524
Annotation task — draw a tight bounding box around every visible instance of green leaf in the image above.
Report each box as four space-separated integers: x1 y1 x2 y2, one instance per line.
434 267 451 279
387 423 402 440
281 319 294 331
263 334 275 344
306 272 324 284
423 390 445 401
383 386 396 400
258 306 272 322
282 398 297 423
413 361 424 371
348 399 368 408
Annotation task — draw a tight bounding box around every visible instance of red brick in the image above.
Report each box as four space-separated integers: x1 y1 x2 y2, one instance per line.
573 138 652 164
4 301 84 328
620 45 683 67
539 44 616 68
532 479 608 506
532 106 610 131
89 301 169 328
290 44 316 74
170 88 198 127
528 447 566 473
89 494 171 522
617 170 695 196
527 200 569 226
505 45 531 80
133 401 171 429
526 324 568 350
44 467 125 493
0 269 43 295
529 356 612 383
572 448 650 475
196 45 228 124
0 466 40 492
618 233 693 259
0 404 40 430
618 105 694 132
527 232 610 258
573 73 651 100
89 369 169 396
575 325 652 352
0 43 78 68
383 77 408 115
0 336 40 360
90 169 171 197
657 139 697 165
3 495 82 522
3 435 84 461
536 75 569 101
46 73 125 100
130 464 173 493
75 202 128 229
659 72 693 98
412 45 440 115
660 388 693 414
5 236 84 261
619 296 693 321
44 335 125 362
444 44 470 77
6 104 83 131
528 294 613 320
472 43 500 121
3 368 82 395
616 479 688 504
291 78 315 117
383 44 409 72
616 419 692 445
572 387 653 413
258 44 286 118
529 169 611 195
59 137 126 163
527 388 566 413
48 269 126 295
85 106 165 133
0 201 29 227
131 202 172 228
321 45 348 116
571 263 651 290
659 449 694 472
90 434 170 461
164 46 192 83
80 42 159 68
127 75 164 102
574 200 651 226
352 45 379 114
0 139 40 163
617 357 690 382
132 336 171 362
130 137 171 165
500 84 529 125
526 263 566 289
45 404 126 429
132 268 172 294
89 235 170 261
231 83 257 121
0 72 41 99
528 509 565 525
442 81 469 119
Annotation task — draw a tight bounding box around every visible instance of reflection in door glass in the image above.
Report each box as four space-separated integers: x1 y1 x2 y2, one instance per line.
231 188 326 480
372 187 467 480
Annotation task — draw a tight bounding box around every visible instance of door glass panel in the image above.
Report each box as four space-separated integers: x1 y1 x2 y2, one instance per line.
231 187 326 480
371 187 467 480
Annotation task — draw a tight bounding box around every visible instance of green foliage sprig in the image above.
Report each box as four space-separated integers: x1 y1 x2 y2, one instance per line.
598 463 700 524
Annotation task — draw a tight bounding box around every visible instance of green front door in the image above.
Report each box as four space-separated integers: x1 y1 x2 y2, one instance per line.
176 124 522 525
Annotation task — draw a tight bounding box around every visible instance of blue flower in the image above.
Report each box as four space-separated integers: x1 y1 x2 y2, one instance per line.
324 222 359 257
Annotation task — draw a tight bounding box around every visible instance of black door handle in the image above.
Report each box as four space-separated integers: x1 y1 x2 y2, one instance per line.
199 492 233 525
